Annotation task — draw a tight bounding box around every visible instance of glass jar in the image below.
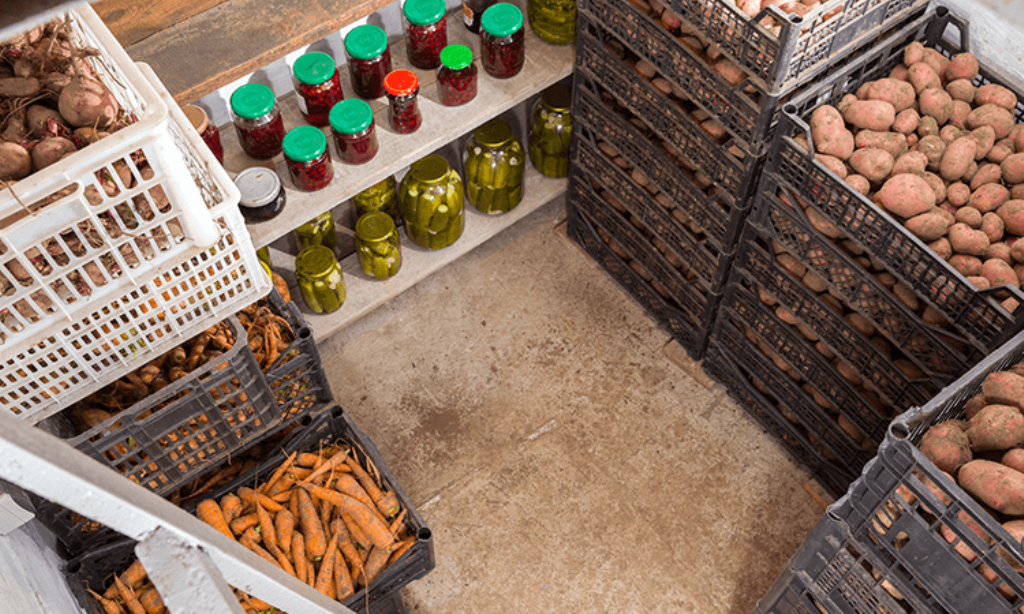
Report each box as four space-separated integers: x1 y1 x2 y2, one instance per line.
462 0 500 33
529 83 573 178
257 246 272 268
345 24 392 99
356 211 402 280
403 0 447 70
480 3 525 79
182 104 224 163
528 0 577 45
231 83 285 159
283 126 334 191
400 154 465 250
329 99 377 165
294 211 337 251
465 119 524 214
383 70 423 134
296 246 346 314
234 167 285 222
293 52 344 127
353 175 400 220
437 44 477 107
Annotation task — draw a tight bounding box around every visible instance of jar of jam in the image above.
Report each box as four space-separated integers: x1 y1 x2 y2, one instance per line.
465 119 524 214
481 3 525 79
403 0 447 70
283 126 334 191
296 245 346 314
294 211 337 251
234 167 285 222
182 104 224 163
356 211 402 280
528 0 577 46
230 83 285 160
384 70 423 134
529 83 573 178
345 24 392 100
462 0 500 33
329 99 378 165
293 52 344 127
437 44 477 107
400 154 465 250
353 175 400 220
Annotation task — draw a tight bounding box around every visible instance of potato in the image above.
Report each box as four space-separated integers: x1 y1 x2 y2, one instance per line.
919 87 953 125
893 281 920 310
956 206 983 228
929 237 953 260
940 136 979 181
917 135 947 170
815 153 848 179
950 254 984 276
921 171 947 204
941 125 967 145
777 253 806 279
988 141 1015 165
969 275 992 289
0 142 32 181
976 84 1018 111
802 270 828 293
1004 449 1024 474
968 404 1024 451
918 115 940 138
984 371 1024 409
949 223 991 256
904 41 925 66
810 105 854 160
844 100 896 131
967 104 1015 140
906 210 952 241
713 58 746 87
875 173 935 218
892 108 920 135
855 130 908 159
1013 240 1024 264
959 460 1024 514
987 242 1013 264
807 208 843 238
908 63 941 94
892 151 928 175
998 200 1024 236
970 163 1002 191
836 93 858 116
982 212 1006 243
945 53 979 82
946 78 977 104
950 101 974 129
963 160 980 183
920 421 973 473
969 183 1010 213
922 48 951 77
890 64 910 82
984 258 1018 288
848 148 894 183
1001 153 1024 184
845 174 871 196
867 78 916 112
971 126 997 161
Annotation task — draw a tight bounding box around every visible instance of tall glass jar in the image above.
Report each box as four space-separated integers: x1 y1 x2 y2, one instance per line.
356 211 402 280
462 0 500 33
293 52 344 127
329 99 378 165
353 175 400 220
294 211 337 251
400 154 465 250
182 104 224 163
345 25 392 99
465 119 524 214
403 0 447 70
384 70 423 134
283 126 334 191
437 44 477 107
230 83 285 159
529 83 573 178
528 0 577 45
234 167 285 222
480 3 525 79
296 246 346 314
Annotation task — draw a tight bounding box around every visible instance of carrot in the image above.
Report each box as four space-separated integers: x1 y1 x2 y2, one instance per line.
89 589 125 614
330 519 364 584
388 536 416 565
137 586 165 614
197 499 235 541
301 484 395 550
230 512 260 536
344 456 393 514
377 491 401 519
302 449 351 484
297 488 328 558
334 542 355 601
104 559 147 598
271 489 294 504
115 575 146 614
256 500 280 558
362 545 390 587
241 527 262 543
276 548 297 577
238 487 284 513
341 512 372 551
332 473 375 510
246 595 275 611
296 452 323 468
292 533 308 584
259 451 298 495
289 488 301 522
267 473 297 498
275 509 295 555
320 499 334 540
239 534 281 568
220 494 243 523
289 466 313 479
314 533 340 599
388 509 407 537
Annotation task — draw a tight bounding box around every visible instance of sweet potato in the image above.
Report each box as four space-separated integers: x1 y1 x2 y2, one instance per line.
921 421 972 474
855 130 907 159
1001 153 1024 184
983 371 1024 409
906 210 951 241
844 100 896 132
982 213 1006 243
976 84 1018 111
907 63 941 94
967 104 1015 140
876 173 935 218
867 78 916 112
940 136 978 181
959 460 1024 514
968 404 1024 451
945 53 979 82
946 78 976 104
919 87 953 125
892 108 920 135
810 105 854 160
59 76 119 128
848 148 893 183
0 142 32 180
997 200 1024 236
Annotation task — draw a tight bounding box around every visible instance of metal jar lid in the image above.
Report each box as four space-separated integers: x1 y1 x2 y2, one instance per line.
234 167 283 208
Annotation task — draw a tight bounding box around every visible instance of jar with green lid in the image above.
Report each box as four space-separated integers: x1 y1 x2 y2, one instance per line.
356 211 402 280
353 175 400 220
283 126 334 191
344 24 392 99
465 119 524 214
403 0 447 70
293 51 343 127
230 83 285 160
528 0 576 46
529 83 573 178
294 211 337 251
296 245 346 314
480 3 525 79
400 154 465 250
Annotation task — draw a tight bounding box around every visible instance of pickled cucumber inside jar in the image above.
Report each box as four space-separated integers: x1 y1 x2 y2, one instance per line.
529 83 573 179
356 211 402 280
528 0 577 46
353 175 400 220
465 118 524 214
296 245 346 314
294 210 337 251
400 154 465 250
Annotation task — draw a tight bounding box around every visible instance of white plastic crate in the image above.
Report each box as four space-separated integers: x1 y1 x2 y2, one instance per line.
0 63 271 424
0 5 223 361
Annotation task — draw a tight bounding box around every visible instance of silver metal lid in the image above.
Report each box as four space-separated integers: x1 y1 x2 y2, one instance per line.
235 167 282 208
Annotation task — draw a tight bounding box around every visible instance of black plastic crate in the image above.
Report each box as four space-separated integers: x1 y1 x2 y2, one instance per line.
264 290 333 426
567 200 714 360
65 407 434 614
765 7 1024 356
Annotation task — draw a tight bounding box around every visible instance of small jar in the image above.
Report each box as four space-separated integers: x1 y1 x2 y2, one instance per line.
529 83 573 178
293 52 344 127
353 175 400 220
480 3 525 79
283 126 334 191
462 0 500 33
356 211 402 280
182 104 224 163
345 25 392 99
296 245 346 314
329 99 378 165
465 119 524 214
437 44 477 107
256 246 272 268
403 0 447 70
230 83 285 159
528 0 577 45
294 211 337 251
234 167 285 222
400 154 465 250
384 70 423 134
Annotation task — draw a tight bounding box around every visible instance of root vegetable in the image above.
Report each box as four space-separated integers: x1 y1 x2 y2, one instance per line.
876 173 935 218
920 421 972 474
976 84 1018 111
967 404 1024 451
959 460 1024 515
967 104 1015 139
810 105 854 159
844 100 896 131
0 142 32 180
945 53 979 82
30 136 76 170
0 77 41 97
58 76 119 128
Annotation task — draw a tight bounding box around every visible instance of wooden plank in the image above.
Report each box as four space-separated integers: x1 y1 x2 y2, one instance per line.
0 0 86 42
92 0 231 47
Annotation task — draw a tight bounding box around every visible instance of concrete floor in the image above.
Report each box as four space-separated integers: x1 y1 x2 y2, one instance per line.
321 197 824 614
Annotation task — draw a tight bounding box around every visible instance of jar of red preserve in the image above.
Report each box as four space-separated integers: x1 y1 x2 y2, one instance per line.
344 24 392 100
283 125 334 191
403 0 447 70
182 104 224 163
230 83 285 159
437 44 477 106
383 70 422 134
481 3 525 79
330 99 378 164
293 52 343 127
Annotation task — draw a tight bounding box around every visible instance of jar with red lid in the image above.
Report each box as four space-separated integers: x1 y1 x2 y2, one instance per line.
403 0 447 70
437 44 477 107
182 104 224 163
230 83 285 159
480 3 525 79
383 70 422 134
329 99 378 165
283 125 334 191
293 52 344 127
344 25 392 100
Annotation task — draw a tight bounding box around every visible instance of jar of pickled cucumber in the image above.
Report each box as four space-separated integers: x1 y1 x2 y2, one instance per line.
256 246 272 268
296 245 346 314
400 154 465 250
465 119 524 214
294 211 337 251
353 175 400 220
528 0 576 45
529 83 572 178
356 211 402 280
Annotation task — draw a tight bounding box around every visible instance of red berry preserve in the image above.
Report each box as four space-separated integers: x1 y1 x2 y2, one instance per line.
384 70 423 135
283 126 334 191
345 24 392 99
437 44 477 107
230 83 285 160
480 3 525 79
330 99 378 165
293 52 344 127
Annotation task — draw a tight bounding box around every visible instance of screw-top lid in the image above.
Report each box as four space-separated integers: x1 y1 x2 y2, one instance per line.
296 245 338 278
440 44 473 71
542 83 572 112
231 83 277 119
403 0 445 25
293 52 337 86
235 167 282 208
356 211 397 241
481 3 523 38
329 99 374 135
345 25 389 60
475 119 513 148
383 69 419 97
410 154 450 183
283 125 328 162
182 104 209 134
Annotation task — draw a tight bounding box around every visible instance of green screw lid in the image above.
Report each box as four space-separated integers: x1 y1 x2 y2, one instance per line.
542 83 572 112
481 3 523 38
296 245 338 279
356 211 397 242
282 125 328 162
440 44 473 71
230 83 277 119
411 154 450 183
293 52 337 85
403 0 445 26
345 24 389 60
329 99 374 135
475 119 513 148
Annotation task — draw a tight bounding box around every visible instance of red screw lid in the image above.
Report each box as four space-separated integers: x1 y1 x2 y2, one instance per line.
383 69 419 97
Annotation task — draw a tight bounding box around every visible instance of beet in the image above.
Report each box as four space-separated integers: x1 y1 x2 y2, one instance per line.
0 142 32 180
58 76 118 128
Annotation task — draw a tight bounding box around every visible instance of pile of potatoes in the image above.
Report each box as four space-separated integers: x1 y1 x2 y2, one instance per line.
802 45 1024 313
